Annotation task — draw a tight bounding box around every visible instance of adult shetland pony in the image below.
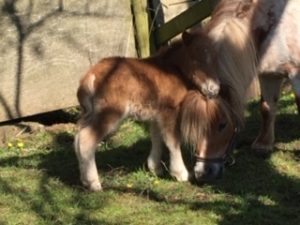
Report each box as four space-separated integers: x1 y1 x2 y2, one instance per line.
204 0 300 155
237 0 300 154
211 0 300 154
74 31 229 191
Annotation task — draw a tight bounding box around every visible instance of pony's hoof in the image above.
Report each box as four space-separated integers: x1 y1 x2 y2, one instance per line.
89 181 103 192
83 180 103 192
254 148 272 158
147 159 164 176
148 165 164 177
171 170 190 182
251 143 273 158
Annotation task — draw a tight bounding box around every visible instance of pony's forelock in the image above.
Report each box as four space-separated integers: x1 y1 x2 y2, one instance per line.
179 91 233 147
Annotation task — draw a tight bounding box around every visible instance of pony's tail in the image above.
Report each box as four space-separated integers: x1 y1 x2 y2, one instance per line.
179 91 221 147
77 72 96 127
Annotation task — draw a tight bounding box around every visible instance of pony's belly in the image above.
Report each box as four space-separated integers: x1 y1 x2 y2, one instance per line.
127 102 159 121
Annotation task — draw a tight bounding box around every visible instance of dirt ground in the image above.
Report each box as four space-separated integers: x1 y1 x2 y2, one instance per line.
0 121 76 147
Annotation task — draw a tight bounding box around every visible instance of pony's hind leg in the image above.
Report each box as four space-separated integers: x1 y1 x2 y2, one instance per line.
252 75 283 155
147 122 164 176
75 110 123 191
75 125 102 191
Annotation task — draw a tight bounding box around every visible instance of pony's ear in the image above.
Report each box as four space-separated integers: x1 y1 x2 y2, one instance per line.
236 1 253 18
183 30 209 46
182 31 193 45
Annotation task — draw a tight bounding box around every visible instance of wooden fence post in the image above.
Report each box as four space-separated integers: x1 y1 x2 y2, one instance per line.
153 0 217 46
131 0 151 57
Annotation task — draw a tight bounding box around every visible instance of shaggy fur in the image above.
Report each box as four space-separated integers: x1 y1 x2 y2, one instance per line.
180 91 233 147
205 1 258 127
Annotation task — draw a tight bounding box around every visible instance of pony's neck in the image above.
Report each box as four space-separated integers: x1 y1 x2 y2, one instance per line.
146 41 192 75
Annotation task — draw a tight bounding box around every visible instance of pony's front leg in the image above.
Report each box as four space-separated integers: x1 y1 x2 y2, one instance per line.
252 75 283 155
161 126 189 181
74 125 102 191
147 122 164 176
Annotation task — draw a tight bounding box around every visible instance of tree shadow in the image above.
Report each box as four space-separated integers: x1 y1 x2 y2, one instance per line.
88 97 300 225
0 130 153 187
208 146 300 225
0 172 122 225
1 114 299 224
102 127 300 224
0 129 153 224
0 0 120 120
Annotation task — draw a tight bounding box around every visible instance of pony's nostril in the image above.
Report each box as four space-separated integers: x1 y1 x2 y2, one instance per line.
194 164 214 179
204 165 213 176
194 162 224 182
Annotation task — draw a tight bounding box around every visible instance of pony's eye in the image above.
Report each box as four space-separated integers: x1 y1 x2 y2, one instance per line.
218 122 227 132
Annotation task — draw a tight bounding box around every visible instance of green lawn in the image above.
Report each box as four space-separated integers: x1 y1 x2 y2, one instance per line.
0 92 300 225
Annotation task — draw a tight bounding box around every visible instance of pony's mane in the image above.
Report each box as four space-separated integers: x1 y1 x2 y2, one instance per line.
205 0 258 126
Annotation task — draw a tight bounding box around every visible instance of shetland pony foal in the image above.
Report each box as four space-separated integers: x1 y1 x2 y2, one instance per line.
74 32 233 191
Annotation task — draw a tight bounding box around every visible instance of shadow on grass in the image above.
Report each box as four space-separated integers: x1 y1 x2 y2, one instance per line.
0 131 153 186
204 141 300 225
0 164 116 225
245 99 300 145
1 126 300 225
0 131 153 224
104 142 300 225
96 99 300 225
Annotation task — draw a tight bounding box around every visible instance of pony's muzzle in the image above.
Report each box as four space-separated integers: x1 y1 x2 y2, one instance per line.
194 161 224 182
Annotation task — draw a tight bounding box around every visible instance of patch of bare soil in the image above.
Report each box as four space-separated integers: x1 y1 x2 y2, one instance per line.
0 122 76 147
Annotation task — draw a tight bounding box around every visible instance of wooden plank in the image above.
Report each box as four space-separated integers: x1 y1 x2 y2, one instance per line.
160 0 198 23
153 0 216 46
0 0 136 122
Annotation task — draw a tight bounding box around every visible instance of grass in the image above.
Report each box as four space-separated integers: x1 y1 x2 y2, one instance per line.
1 92 300 225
